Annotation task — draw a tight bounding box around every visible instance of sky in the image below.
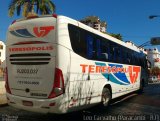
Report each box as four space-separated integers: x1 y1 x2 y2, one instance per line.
1 0 160 49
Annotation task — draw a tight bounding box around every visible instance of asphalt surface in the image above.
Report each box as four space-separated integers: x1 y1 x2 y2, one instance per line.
0 83 159 121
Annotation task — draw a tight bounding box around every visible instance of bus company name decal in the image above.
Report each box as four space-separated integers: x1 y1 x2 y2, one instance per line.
9 26 54 38
80 62 140 85
9 46 53 52
80 64 140 74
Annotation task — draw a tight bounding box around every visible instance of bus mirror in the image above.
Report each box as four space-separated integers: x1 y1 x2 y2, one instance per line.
151 37 160 45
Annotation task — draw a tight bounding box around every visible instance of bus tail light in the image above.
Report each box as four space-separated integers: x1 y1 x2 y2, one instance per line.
11 20 16 25
52 14 57 18
4 68 12 94
48 68 65 98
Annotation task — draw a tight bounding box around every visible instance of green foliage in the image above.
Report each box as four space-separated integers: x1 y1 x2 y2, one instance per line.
8 0 56 17
109 33 123 41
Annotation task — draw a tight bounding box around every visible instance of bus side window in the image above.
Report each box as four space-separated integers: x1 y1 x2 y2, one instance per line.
121 48 125 63
118 48 122 63
108 42 114 62
136 55 141 66
126 52 130 64
99 40 109 61
132 52 137 65
124 49 128 64
92 38 98 60
69 24 81 53
86 35 94 59
96 39 101 60
134 53 140 66
69 24 87 58
114 46 121 63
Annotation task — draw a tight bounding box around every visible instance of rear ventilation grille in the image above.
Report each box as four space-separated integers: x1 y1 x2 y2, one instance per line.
10 53 51 65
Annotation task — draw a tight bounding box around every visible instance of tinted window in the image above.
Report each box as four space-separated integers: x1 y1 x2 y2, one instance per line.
68 24 147 67
68 24 87 58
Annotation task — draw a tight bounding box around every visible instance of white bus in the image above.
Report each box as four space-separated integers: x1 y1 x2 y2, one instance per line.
5 14 149 114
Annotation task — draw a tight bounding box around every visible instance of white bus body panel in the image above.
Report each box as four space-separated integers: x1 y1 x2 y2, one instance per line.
6 15 143 114
7 17 57 99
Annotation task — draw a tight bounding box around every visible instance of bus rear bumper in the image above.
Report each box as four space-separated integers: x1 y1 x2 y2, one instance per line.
6 93 66 114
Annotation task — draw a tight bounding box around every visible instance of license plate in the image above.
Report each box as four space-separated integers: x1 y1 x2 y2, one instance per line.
22 100 33 106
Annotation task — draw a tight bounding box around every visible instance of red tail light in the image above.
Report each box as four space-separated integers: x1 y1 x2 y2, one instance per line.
4 68 12 94
11 20 16 25
52 14 57 18
48 68 65 98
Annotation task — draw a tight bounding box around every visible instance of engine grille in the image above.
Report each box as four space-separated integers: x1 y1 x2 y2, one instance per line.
10 53 51 65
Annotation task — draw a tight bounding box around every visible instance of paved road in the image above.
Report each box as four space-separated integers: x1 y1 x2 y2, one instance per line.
0 84 160 121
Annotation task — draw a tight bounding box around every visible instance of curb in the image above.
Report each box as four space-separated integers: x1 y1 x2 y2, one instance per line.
148 82 160 84
0 103 8 107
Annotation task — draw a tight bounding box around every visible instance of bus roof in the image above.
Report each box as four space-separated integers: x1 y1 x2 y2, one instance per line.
12 14 142 54
58 15 141 53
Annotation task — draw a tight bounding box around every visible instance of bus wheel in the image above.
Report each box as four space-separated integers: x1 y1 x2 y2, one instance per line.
101 88 111 107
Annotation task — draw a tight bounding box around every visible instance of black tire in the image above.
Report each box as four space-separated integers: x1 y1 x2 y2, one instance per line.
101 88 111 107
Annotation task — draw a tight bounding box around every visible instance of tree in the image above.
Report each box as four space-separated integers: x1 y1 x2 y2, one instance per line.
109 33 123 41
8 0 56 17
